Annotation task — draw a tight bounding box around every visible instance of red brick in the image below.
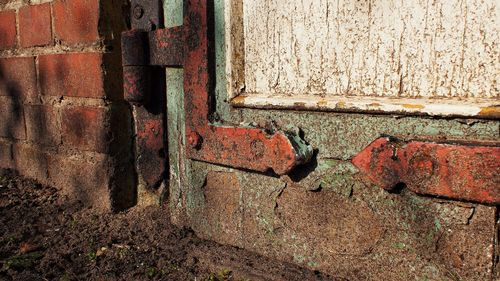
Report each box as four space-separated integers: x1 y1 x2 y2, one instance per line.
38 53 104 98
0 57 37 102
53 0 99 44
0 96 26 140
0 140 13 169
0 10 16 49
19 4 52 47
48 153 110 210
60 106 109 152
25 105 60 147
12 143 49 185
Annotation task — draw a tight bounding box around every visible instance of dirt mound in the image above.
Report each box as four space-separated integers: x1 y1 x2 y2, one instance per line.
0 169 344 281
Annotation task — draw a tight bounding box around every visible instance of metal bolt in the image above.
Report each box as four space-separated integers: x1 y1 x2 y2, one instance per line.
188 132 202 150
133 5 144 20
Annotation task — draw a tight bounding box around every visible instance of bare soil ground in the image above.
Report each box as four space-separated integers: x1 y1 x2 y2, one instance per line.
0 169 344 281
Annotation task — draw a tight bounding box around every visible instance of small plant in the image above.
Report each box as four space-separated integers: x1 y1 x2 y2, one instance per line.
394 242 406 249
207 272 218 281
116 247 129 259
145 267 157 278
69 216 78 228
160 262 179 275
86 251 97 262
59 272 74 281
167 263 179 272
2 252 43 270
207 268 232 281
0 235 17 247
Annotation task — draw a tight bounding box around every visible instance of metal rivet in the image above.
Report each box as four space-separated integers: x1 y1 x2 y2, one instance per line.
133 5 144 20
188 132 202 150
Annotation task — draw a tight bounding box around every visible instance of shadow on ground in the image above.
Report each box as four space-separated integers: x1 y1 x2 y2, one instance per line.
0 169 344 281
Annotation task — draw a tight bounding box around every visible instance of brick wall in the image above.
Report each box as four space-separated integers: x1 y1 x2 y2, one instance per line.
0 0 136 211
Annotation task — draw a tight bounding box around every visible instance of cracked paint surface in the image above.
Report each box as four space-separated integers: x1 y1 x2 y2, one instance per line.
239 0 499 99
164 0 500 280
226 0 500 117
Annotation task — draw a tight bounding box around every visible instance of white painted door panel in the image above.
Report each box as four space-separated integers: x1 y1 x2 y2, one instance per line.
225 0 500 117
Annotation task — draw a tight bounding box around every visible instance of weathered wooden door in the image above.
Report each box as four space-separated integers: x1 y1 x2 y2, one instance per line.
163 0 500 279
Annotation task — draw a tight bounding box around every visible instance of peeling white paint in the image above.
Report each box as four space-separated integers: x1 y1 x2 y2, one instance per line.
231 94 499 117
226 0 500 116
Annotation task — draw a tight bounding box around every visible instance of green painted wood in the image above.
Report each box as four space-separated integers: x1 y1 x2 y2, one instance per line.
164 0 183 27
165 0 189 221
165 1 500 279
214 0 232 122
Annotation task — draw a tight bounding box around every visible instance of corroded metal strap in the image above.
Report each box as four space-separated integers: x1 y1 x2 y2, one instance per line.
183 0 311 174
188 126 308 175
352 137 500 204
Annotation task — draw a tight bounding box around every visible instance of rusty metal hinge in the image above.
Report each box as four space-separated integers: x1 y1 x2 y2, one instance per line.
352 137 500 204
122 0 312 175
120 0 173 189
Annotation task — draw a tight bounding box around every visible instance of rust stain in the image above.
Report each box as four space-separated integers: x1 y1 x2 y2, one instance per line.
149 27 185 66
402 104 425 109
352 137 500 204
317 99 328 107
134 107 166 189
123 66 150 104
231 95 247 105
478 106 500 118
336 101 346 109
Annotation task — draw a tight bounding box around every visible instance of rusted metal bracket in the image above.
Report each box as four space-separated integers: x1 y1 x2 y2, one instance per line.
352 137 500 204
184 0 312 174
122 0 312 176
121 0 170 189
